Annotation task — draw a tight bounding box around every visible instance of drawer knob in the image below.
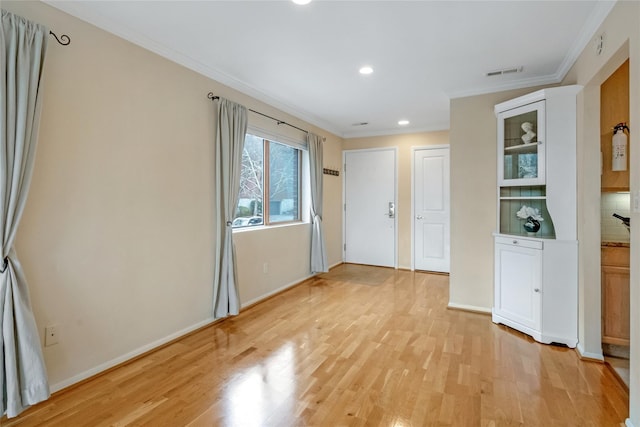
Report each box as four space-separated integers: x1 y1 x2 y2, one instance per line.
512 240 518 244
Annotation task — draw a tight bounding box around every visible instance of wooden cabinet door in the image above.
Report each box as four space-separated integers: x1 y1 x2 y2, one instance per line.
602 265 630 345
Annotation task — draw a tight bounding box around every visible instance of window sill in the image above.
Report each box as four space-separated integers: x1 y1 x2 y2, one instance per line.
232 221 309 234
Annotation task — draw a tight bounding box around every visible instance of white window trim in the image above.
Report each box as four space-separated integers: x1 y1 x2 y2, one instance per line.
247 125 308 151
233 129 310 231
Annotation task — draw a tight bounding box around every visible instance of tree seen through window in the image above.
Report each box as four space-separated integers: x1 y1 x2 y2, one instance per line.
234 134 301 228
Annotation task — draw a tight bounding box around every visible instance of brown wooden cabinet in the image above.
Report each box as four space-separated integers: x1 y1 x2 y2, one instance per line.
601 60 629 192
601 245 630 346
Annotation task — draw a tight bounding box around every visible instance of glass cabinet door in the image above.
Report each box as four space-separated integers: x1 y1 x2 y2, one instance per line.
498 100 545 186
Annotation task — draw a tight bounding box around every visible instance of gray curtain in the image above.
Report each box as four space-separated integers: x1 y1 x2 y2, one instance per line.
0 9 51 418
308 133 328 273
213 98 248 318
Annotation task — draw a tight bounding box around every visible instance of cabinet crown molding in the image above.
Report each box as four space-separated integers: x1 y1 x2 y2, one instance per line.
495 85 583 116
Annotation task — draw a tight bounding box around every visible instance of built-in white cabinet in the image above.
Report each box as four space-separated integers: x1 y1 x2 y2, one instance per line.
492 86 581 348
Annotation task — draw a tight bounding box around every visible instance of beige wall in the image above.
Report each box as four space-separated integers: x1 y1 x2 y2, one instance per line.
343 132 449 269
4 1 343 390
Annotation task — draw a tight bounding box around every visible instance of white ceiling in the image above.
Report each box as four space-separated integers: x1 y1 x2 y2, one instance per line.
44 1 615 138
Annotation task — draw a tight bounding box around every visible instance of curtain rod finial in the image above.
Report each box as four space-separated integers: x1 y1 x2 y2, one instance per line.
49 31 70 46
207 92 219 101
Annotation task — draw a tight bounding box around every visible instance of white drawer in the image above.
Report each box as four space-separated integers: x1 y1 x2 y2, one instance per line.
495 236 543 250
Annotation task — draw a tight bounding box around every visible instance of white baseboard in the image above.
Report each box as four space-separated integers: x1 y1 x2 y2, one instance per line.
447 302 492 315
329 261 343 270
626 419 635 427
50 316 217 393
52 271 324 393
241 274 313 308
576 342 604 362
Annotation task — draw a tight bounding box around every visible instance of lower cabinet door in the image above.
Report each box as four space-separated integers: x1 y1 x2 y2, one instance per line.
602 265 630 346
494 242 542 332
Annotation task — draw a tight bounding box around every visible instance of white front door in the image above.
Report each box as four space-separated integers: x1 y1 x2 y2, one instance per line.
414 147 450 272
344 148 396 268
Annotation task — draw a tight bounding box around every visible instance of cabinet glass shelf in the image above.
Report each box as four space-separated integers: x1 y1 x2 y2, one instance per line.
504 142 539 154
500 196 546 200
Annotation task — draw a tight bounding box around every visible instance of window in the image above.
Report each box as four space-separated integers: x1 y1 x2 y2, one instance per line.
234 133 302 228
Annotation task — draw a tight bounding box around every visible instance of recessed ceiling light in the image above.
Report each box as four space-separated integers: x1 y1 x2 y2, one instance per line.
292 0 311 4
359 66 374 75
398 120 410 126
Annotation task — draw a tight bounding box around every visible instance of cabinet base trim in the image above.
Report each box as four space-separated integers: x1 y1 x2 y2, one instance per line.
492 312 577 348
602 336 631 346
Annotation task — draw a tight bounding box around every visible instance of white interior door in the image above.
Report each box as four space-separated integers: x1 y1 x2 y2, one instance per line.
414 147 450 272
344 149 396 267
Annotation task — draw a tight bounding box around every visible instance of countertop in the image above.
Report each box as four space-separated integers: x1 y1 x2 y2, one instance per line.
602 241 630 248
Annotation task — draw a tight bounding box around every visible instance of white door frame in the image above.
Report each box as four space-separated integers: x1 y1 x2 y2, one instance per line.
343 147 399 268
411 145 450 271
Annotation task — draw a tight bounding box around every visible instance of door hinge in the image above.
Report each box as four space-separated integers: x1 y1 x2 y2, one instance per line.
344 163 346 173
344 243 346 251
344 203 346 211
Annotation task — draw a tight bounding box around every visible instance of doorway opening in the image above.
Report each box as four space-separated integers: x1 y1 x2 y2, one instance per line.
600 59 631 388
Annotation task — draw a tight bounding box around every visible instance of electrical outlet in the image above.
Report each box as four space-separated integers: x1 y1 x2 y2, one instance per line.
45 325 59 347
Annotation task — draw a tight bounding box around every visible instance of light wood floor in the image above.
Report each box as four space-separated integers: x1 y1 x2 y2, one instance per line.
4 264 629 426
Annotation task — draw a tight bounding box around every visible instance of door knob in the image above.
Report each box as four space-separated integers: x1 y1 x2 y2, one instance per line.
534 288 540 293
416 215 423 220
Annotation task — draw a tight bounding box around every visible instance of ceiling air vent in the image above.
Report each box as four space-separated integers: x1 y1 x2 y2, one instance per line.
352 122 369 126
486 66 523 77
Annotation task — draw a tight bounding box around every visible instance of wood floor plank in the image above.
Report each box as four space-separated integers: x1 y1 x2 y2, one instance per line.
2 264 629 426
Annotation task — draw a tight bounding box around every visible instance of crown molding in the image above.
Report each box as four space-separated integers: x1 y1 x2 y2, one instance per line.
342 122 449 139
42 1 344 138
553 0 617 82
448 0 615 100
447 74 561 100
42 0 616 139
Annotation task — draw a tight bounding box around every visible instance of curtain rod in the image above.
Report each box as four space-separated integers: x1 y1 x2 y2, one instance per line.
207 92 324 141
49 31 70 46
